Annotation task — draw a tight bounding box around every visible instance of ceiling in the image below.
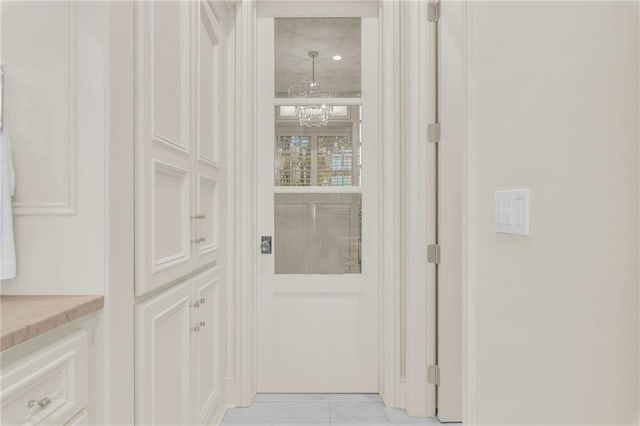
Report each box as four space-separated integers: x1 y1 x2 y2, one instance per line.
274 18 361 97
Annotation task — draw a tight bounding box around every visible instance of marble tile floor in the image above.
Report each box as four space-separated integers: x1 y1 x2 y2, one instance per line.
222 394 454 425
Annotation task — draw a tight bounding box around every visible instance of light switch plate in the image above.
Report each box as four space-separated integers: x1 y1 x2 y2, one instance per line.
495 188 530 236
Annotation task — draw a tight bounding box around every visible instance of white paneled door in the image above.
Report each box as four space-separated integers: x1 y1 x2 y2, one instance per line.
135 1 222 296
135 268 224 425
256 16 380 392
136 0 195 295
134 2 226 424
192 268 223 424
136 281 193 425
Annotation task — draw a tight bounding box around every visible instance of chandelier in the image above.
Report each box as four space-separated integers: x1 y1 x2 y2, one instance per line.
288 51 338 127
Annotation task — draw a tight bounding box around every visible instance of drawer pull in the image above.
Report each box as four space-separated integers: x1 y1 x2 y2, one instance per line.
25 396 51 419
27 396 51 411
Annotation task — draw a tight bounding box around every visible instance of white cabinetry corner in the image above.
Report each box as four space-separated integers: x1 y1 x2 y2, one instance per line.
136 267 224 425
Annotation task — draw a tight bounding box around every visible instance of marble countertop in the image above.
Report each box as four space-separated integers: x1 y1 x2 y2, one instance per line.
1 295 104 351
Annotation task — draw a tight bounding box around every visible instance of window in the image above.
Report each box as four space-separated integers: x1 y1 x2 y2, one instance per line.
274 106 362 187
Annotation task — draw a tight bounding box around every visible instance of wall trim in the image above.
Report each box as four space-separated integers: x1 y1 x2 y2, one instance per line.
231 0 258 407
379 0 403 409
103 2 135 424
461 1 475 423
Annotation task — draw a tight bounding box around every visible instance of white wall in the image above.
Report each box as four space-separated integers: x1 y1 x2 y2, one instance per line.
465 2 639 424
1 2 107 295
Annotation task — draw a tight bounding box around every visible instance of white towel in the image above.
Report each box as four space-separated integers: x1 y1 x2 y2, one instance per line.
0 128 16 280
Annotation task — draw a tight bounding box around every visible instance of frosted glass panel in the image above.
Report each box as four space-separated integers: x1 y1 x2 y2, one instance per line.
275 193 361 274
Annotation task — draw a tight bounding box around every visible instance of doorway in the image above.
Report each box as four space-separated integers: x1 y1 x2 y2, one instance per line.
256 16 380 392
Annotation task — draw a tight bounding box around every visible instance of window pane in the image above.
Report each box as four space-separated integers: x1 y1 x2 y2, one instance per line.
276 136 311 186
274 18 361 99
275 193 362 274
317 136 353 186
274 106 362 186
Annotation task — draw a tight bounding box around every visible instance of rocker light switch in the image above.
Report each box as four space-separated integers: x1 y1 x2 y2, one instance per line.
495 188 530 236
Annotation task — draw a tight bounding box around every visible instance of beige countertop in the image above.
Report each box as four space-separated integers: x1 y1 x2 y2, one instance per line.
1 295 104 351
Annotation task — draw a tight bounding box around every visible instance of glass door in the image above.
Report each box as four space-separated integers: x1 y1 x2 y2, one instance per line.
256 15 380 392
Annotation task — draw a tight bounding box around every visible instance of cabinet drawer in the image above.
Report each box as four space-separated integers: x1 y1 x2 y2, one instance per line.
1 331 88 425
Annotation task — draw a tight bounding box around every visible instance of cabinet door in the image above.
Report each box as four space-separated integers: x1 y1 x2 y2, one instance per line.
191 268 223 424
193 2 221 269
136 281 195 425
135 1 195 296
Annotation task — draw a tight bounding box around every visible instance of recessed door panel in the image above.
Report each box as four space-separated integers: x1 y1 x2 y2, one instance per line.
193 269 221 424
152 1 186 150
198 9 220 165
136 282 192 425
153 162 190 269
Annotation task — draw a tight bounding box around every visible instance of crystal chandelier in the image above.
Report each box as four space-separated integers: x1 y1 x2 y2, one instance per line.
288 51 338 127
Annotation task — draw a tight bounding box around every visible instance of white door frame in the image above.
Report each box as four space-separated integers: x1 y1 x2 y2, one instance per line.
226 0 437 417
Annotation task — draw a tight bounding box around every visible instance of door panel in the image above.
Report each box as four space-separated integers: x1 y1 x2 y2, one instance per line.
136 282 193 425
152 1 186 150
197 5 220 165
136 1 194 296
152 161 191 269
194 3 221 268
192 268 222 424
256 16 379 392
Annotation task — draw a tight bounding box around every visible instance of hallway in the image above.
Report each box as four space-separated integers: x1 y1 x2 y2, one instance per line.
222 394 446 425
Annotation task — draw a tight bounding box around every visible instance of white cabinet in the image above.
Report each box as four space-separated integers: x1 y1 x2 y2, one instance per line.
135 0 222 296
194 3 222 270
192 271 223 424
0 331 89 426
136 267 224 425
135 1 225 423
135 282 193 425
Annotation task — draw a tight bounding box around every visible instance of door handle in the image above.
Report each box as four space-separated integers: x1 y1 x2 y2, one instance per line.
261 236 272 254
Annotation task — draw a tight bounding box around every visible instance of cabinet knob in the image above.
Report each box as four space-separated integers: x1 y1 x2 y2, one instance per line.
191 326 200 333
27 397 51 411
199 321 206 327
190 302 200 308
199 298 206 304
